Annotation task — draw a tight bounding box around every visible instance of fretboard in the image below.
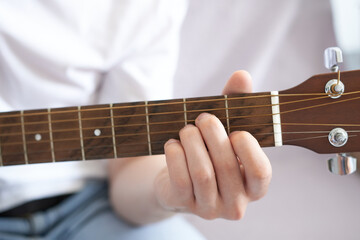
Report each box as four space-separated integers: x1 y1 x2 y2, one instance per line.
0 92 279 166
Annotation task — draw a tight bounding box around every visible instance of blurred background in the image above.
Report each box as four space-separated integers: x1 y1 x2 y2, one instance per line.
174 0 360 239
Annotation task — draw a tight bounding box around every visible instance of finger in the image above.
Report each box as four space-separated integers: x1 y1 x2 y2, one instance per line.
164 139 194 207
222 70 252 95
195 113 245 204
230 131 272 201
179 124 218 214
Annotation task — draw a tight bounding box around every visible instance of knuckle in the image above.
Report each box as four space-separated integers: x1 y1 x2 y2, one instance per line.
225 202 247 220
194 198 220 220
175 196 194 209
193 168 214 185
219 157 237 172
249 182 271 201
253 164 272 183
173 177 190 192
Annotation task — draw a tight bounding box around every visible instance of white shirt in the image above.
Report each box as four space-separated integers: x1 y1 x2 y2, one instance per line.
0 0 188 211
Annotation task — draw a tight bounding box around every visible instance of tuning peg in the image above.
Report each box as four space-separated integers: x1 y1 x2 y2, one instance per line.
324 47 343 72
328 153 357 175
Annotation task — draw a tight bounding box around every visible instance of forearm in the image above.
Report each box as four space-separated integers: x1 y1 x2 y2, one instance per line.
108 155 174 225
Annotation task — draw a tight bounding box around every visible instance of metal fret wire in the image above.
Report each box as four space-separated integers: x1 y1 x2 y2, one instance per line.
20 111 28 164
78 106 85 160
144 101 152 155
110 103 118 158
48 108 56 162
183 98 187 126
224 95 230 135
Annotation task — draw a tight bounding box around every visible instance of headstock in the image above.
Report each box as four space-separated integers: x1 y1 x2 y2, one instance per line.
279 47 360 175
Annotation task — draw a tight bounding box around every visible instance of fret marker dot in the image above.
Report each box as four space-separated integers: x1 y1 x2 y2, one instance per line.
94 129 101 136
35 134 42 141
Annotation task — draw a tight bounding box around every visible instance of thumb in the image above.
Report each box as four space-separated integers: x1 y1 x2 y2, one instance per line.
222 70 253 95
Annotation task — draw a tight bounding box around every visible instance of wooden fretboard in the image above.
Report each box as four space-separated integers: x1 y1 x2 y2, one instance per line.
0 92 277 166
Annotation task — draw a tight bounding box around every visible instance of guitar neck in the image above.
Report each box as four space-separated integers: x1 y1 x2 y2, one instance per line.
0 91 279 166
2 70 360 166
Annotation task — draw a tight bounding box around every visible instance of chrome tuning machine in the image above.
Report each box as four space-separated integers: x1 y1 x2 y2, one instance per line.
328 153 357 175
324 47 344 98
324 47 343 72
324 49 356 176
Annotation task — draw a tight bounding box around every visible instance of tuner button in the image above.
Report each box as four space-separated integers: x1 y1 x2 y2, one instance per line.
328 153 357 175
324 47 343 72
328 128 348 147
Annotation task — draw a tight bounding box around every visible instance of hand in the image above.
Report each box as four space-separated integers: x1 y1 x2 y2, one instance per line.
154 70 272 220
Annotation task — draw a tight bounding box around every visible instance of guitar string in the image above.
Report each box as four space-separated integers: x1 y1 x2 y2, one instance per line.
0 91 342 119
2 119 360 147
1 120 360 148
0 89 359 129
1 131 358 158
4 119 360 138
0 91 337 127
1 93 360 142
2 90 360 137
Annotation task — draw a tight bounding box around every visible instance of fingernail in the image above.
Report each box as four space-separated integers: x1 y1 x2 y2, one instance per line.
196 112 212 122
165 139 179 146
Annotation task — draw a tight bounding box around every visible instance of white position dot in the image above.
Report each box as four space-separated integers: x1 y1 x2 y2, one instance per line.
35 134 42 141
94 129 101 136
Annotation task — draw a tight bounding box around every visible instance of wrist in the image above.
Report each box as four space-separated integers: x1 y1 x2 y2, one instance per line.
153 167 177 217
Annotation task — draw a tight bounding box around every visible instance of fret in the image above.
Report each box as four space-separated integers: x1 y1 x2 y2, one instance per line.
0 111 25 165
24 109 53 164
183 98 187 126
20 111 29 164
78 106 85 160
48 108 55 162
186 95 228 127
113 102 149 158
144 101 152 155
224 95 230 135
228 92 274 147
270 91 283 146
51 107 82 161
81 105 114 160
110 103 118 158
148 99 185 154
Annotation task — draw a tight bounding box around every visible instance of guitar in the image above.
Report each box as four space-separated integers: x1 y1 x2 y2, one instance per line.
0 70 359 174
